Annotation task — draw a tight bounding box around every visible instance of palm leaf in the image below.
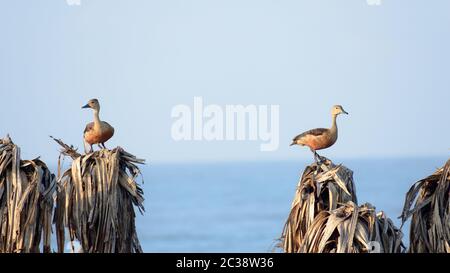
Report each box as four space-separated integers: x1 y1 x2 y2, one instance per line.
0 135 56 253
53 138 145 253
300 202 404 253
280 158 404 253
400 159 450 253
280 158 357 252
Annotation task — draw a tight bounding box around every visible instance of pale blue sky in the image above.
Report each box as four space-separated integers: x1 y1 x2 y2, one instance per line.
0 0 449 163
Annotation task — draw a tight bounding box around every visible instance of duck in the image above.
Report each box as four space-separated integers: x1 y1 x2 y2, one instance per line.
82 98 115 153
290 105 348 162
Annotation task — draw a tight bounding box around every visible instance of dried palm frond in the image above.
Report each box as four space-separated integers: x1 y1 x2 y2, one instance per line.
0 135 56 253
52 138 145 253
300 201 404 253
281 158 357 253
400 159 450 253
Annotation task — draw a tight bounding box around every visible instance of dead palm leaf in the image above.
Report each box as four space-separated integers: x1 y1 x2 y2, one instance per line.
52 137 145 253
400 159 450 253
300 201 404 253
280 158 357 252
0 135 56 253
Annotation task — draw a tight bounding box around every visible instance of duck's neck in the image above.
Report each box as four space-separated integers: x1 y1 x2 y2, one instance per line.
330 114 338 133
93 109 101 127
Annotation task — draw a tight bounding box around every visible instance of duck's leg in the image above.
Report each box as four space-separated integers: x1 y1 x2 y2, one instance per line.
310 148 320 164
310 148 323 178
100 143 107 149
315 152 323 164
317 154 327 163
311 149 326 166
315 151 326 163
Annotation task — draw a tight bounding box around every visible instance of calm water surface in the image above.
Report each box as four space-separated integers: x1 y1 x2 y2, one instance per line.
136 157 447 252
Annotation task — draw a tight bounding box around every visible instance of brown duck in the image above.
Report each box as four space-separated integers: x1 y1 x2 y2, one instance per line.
290 105 348 162
82 99 115 153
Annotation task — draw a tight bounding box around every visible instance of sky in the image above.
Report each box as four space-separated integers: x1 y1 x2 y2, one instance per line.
0 0 449 163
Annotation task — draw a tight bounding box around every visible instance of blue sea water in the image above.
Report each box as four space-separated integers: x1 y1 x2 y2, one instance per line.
136 157 448 253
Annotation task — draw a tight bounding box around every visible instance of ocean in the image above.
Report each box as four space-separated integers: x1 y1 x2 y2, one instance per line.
136 157 448 253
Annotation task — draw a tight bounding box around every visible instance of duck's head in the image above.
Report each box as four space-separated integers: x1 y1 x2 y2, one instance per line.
332 105 348 116
82 99 100 111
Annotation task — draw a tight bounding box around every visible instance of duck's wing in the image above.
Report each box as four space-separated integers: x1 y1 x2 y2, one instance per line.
101 121 115 135
102 121 113 128
292 128 328 142
84 122 94 135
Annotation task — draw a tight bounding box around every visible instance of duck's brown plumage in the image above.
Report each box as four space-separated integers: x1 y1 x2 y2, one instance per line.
291 105 348 153
82 99 115 151
83 121 114 145
292 128 328 141
290 127 337 151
